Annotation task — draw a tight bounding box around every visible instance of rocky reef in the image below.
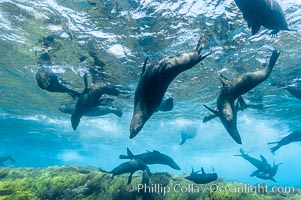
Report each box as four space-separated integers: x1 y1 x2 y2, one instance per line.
0 166 299 200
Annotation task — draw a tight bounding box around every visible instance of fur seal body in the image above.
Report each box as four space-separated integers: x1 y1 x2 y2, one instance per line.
0 155 15 166
235 149 272 175
119 148 181 170
36 68 80 98
268 130 301 154
234 0 289 35
110 158 150 185
179 126 197 145
185 167 218 184
204 49 280 144
130 37 211 138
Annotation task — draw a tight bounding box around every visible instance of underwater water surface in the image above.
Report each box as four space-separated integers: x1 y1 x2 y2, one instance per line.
1 0 301 195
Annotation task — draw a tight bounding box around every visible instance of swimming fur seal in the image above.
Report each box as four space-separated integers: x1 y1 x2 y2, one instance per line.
254 162 282 182
119 148 181 170
36 68 80 98
185 167 218 184
130 37 211 138
109 158 150 185
71 72 128 130
0 155 15 166
234 0 290 35
268 130 301 154
204 49 280 144
235 149 272 176
179 126 197 145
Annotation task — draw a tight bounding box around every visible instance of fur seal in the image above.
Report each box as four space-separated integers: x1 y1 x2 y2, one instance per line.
0 155 15 166
204 49 280 144
179 126 197 145
71 70 128 130
254 162 282 182
268 130 301 154
234 0 290 35
185 167 218 184
36 68 80 98
109 158 150 185
235 149 272 176
130 37 211 138
119 148 181 170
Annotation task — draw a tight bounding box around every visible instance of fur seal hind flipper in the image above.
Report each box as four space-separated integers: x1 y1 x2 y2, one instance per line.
252 20 261 35
141 57 148 77
203 105 220 117
219 74 230 86
237 96 247 111
268 49 281 69
127 173 133 185
250 170 259 177
127 148 134 159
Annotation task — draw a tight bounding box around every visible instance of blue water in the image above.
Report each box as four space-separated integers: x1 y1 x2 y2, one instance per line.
1 0 301 188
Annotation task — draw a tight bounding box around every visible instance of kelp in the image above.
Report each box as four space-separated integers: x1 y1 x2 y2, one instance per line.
0 166 299 200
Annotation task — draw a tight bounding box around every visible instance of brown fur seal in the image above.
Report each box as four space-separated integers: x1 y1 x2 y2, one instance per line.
36 68 80 98
130 37 211 139
234 0 290 35
71 72 128 130
204 49 280 144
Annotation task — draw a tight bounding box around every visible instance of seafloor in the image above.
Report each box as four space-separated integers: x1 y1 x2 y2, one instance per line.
0 166 299 200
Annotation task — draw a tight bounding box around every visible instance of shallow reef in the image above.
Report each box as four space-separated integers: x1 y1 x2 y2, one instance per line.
0 166 300 200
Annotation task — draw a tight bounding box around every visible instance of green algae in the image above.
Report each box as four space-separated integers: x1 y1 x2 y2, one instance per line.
0 166 299 200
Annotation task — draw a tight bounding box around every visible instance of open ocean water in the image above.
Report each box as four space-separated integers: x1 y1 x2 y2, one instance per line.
1 0 301 198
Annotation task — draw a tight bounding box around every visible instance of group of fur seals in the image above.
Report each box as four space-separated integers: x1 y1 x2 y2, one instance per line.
105 148 180 185
235 149 280 182
234 0 291 35
204 49 280 144
129 37 211 138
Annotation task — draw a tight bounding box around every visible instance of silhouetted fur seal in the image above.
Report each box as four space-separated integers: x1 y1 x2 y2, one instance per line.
179 126 197 145
204 49 280 144
110 158 150 185
185 167 218 184
254 162 282 182
0 155 15 166
268 130 301 154
130 37 211 138
235 149 272 176
71 73 128 130
119 148 181 170
36 68 80 98
234 0 290 35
